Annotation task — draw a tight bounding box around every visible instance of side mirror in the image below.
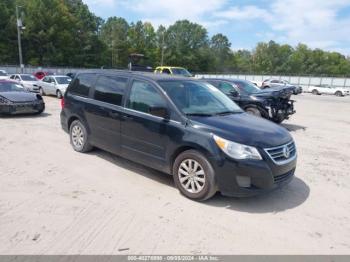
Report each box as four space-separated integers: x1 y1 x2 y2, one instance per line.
149 106 169 119
230 90 239 97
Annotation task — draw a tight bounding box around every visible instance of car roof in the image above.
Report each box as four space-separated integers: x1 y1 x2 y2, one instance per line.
201 78 248 82
76 70 194 82
0 79 19 83
155 66 186 70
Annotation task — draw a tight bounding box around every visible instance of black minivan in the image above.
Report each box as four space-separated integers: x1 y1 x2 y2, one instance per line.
60 71 297 201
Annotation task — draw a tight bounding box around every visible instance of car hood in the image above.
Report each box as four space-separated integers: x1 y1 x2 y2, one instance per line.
23 81 38 85
0 91 41 102
252 88 292 99
57 84 69 88
189 113 292 148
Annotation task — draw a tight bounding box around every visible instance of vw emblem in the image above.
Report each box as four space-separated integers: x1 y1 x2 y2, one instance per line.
283 146 290 158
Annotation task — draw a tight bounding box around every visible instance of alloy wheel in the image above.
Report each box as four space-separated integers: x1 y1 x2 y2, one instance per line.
71 125 84 149
178 159 206 194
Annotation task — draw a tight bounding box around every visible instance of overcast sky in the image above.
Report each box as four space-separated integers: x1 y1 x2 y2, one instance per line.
84 0 350 55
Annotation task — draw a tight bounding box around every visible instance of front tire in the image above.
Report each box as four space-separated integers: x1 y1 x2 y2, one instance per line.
335 91 343 97
69 120 93 153
39 87 45 96
245 107 262 117
312 89 319 95
173 150 217 201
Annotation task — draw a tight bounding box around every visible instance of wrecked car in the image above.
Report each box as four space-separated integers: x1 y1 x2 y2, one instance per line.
204 78 295 123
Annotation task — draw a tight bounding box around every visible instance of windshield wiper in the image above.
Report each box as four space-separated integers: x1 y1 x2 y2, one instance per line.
186 113 214 117
214 111 239 116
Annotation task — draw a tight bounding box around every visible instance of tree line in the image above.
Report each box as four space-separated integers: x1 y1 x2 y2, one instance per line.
1 0 350 76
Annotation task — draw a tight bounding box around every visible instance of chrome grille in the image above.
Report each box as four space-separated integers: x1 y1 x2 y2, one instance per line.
264 141 296 165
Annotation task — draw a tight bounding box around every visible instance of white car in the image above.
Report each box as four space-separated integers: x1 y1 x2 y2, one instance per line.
9 74 39 92
0 70 9 80
38 75 71 98
310 85 349 97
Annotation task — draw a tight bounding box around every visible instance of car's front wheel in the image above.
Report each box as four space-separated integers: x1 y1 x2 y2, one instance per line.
69 120 93 153
312 89 319 95
173 150 217 201
335 91 343 97
39 87 45 96
245 107 262 117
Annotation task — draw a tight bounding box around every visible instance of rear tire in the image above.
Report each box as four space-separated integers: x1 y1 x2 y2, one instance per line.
312 89 319 95
173 150 217 201
245 107 262 117
69 120 93 153
56 90 63 99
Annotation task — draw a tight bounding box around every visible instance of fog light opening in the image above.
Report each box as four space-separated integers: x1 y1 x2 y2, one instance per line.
236 176 251 188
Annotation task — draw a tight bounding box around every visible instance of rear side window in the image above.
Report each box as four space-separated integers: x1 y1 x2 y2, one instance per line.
68 73 96 97
162 69 171 74
94 76 127 106
218 82 235 94
127 80 167 113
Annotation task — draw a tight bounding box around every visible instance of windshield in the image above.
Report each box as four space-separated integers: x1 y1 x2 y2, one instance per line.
55 76 71 84
233 80 261 94
0 82 25 92
158 80 242 116
171 68 192 77
0 71 7 76
21 75 37 81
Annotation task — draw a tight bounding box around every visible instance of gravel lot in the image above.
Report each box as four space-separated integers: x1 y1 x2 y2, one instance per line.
0 93 349 255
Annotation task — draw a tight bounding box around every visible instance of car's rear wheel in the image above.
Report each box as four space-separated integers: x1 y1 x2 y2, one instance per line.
39 87 45 96
312 89 319 95
335 91 343 97
69 120 93 153
173 150 217 201
245 107 262 117
56 90 63 99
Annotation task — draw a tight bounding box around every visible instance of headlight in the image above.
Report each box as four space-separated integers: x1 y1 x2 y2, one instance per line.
213 134 262 160
0 96 12 105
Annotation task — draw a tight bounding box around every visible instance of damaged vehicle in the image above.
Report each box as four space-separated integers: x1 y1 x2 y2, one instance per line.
204 78 295 123
261 79 302 95
0 80 45 115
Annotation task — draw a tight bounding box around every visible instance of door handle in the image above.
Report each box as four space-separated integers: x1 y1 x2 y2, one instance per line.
109 112 119 118
122 114 133 120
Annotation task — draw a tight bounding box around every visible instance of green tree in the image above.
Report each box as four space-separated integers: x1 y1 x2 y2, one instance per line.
210 33 231 72
0 0 18 64
165 20 210 72
100 17 129 68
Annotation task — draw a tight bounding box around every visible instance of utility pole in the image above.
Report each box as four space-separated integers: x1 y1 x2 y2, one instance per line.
16 6 24 73
160 31 165 66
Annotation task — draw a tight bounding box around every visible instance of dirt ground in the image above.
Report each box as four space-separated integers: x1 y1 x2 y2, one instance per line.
0 93 349 255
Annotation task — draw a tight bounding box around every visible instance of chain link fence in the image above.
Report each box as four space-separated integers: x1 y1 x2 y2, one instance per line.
196 73 350 91
1 65 349 91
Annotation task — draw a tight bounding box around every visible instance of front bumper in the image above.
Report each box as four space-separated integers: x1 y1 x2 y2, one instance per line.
266 100 295 122
211 149 297 197
23 84 39 93
0 101 45 115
